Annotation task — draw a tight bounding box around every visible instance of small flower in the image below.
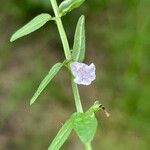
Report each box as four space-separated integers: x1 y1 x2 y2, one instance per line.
70 62 96 85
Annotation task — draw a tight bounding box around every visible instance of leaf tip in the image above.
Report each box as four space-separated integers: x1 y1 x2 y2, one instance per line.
80 15 85 20
30 98 34 106
10 36 14 42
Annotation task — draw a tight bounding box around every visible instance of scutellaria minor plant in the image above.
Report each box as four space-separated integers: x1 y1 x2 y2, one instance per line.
10 0 109 149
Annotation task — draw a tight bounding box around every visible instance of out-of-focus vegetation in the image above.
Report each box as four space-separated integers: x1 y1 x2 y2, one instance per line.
0 0 150 149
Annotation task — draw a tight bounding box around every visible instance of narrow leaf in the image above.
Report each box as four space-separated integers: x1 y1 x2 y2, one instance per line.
72 112 97 143
48 119 73 150
72 15 85 62
59 0 85 16
10 13 52 42
30 62 63 105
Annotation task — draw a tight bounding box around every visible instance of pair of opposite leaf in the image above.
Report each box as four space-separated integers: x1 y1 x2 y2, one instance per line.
9 1 98 150
10 0 86 42
10 2 96 105
48 101 101 150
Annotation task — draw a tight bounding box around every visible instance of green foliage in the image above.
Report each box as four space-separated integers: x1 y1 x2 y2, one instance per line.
30 62 64 105
48 119 73 150
48 101 100 149
72 15 85 62
72 112 98 143
0 0 148 149
9 0 97 148
71 101 101 143
10 13 52 42
59 0 85 16
86 101 101 114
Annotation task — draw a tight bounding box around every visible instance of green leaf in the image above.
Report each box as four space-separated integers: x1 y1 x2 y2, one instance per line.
72 15 85 62
10 13 52 42
48 119 73 150
86 101 101 114
72 112 98 143
30 62 64 105
59 0 85 16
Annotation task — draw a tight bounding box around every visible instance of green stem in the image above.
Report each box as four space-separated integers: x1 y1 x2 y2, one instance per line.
50 0 71 60
71 79 83 113
50 0 92 149
71 80 92 149
85 143 92 150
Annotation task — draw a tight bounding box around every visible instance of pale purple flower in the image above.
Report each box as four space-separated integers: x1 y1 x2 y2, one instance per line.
70 62 96 85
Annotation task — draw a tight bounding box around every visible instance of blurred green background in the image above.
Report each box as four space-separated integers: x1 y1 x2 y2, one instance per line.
0 0 150 149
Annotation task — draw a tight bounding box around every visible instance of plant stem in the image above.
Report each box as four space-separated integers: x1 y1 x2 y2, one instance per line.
50 0 92 149
71 80 92 149
85 143 92 150
50 0 71 60
50 0 84 114
71 79 83 113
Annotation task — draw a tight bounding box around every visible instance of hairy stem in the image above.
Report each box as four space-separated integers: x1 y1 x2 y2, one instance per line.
50 0 92 149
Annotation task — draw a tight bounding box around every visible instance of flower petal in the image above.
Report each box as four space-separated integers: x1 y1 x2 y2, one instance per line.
71 62 96 85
